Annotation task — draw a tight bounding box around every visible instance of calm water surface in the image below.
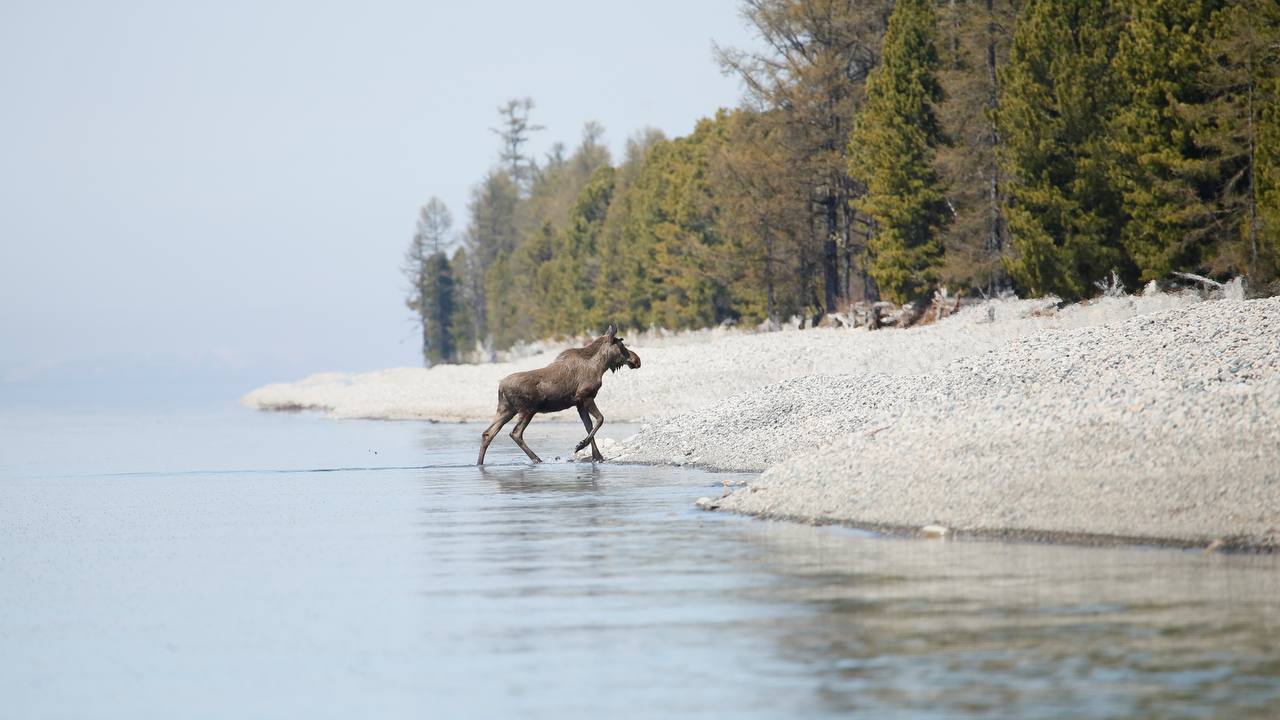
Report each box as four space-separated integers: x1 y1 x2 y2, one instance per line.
2 409 1278 718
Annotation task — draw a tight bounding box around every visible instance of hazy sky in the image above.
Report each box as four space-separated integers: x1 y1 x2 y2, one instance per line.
0 1 754 403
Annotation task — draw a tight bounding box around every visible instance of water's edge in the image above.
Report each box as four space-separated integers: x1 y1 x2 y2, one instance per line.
255 409 1275 554
703 505 1274 555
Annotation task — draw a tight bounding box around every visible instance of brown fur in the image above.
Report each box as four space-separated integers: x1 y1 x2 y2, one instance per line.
477 324 641 464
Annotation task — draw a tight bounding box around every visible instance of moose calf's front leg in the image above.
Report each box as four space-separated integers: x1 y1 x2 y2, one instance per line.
577 404 604 461
574 400 604 453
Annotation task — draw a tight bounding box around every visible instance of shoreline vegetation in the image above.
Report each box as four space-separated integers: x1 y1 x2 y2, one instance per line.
244 284 1280 552
402 0 1280 370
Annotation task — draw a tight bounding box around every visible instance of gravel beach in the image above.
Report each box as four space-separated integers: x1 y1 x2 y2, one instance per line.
245 287 1280 549
701 298 1280 551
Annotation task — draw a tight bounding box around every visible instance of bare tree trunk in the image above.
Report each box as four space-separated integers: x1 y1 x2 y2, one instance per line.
839 174 856 304
983 0 1008 294
764 228 777 324
949 0 960 60
823 195 839 313
422 313 430 366
1247 58 1259 279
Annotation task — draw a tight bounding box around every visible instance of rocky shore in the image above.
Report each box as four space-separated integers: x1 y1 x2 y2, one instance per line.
678 299 1280 552
245 286 1280 550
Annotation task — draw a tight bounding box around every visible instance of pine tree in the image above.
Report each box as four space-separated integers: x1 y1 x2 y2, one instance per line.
1110 0 1223 282
447 247 478 359
1261 67 1280 286
623 120 729 330
710 108 815 325
718 0 892 308
1195 0 1280 284
484 251 517 351
464 170 519 345
848 0 949 304
420 251 456 364
936 0 1020 293
402 198 456 365
594 129 667 331
997 0 1128 299
542 166 615 334
510 124 613 341
491 98 544 194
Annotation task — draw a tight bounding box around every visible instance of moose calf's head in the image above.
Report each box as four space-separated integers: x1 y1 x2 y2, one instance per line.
599 323 641 373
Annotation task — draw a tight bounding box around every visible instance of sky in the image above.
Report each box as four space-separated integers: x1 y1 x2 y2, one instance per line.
0 0 755 407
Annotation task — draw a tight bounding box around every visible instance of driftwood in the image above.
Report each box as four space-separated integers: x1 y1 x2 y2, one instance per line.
843 288 973 330
1171 271 1225 289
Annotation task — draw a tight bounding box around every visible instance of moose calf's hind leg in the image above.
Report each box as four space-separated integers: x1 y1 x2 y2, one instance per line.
510 412 542 463
477 410 515 465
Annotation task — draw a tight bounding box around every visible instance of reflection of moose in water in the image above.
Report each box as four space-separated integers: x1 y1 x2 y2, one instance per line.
477 324 642 465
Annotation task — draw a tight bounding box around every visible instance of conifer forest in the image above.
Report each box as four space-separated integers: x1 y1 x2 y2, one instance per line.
404 0 1280 365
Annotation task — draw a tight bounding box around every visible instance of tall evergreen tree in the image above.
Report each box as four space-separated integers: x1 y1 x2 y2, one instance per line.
1260 63 1280 287
625 120 730 330
848 0 949 304
1194 0 1280 283
710 108 814 324
1110 0 1223 282
594 129 668 331
491 98 544 193
509 123 613 341
420 252 456 364
447 247 478 359
464 170 519 346
402 198 457 365
718 0 892 308
997 0 1128 299
589 119 731 332
541 166 616 333
484 251 518 350
936 0 1020 293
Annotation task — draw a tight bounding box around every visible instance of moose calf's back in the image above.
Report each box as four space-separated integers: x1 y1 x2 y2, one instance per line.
499 360 597 415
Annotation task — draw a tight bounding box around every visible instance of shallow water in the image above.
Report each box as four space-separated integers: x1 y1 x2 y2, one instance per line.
2 409 1278 718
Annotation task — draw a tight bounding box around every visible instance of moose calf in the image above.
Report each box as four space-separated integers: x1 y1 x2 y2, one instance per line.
477 324 641 465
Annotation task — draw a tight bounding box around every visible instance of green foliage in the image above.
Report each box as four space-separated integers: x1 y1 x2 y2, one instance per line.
403 197 458 365
539 165 615 334
1194 0 1280 283
602 118 737 331
849 0 949 304
464 170 520 343
935 0 1020 293
406 3 1280 355
420 252 456 364
1261 69 1280 283
591 130 664 331
1109 0 1223 281
448 247 478 357
997 0 1129 299
709 109 815 324
718 0 891 309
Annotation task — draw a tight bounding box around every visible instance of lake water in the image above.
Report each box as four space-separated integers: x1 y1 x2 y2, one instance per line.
2 408 1279 718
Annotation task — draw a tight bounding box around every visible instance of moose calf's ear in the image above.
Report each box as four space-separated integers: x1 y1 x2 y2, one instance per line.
606 323 617 339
